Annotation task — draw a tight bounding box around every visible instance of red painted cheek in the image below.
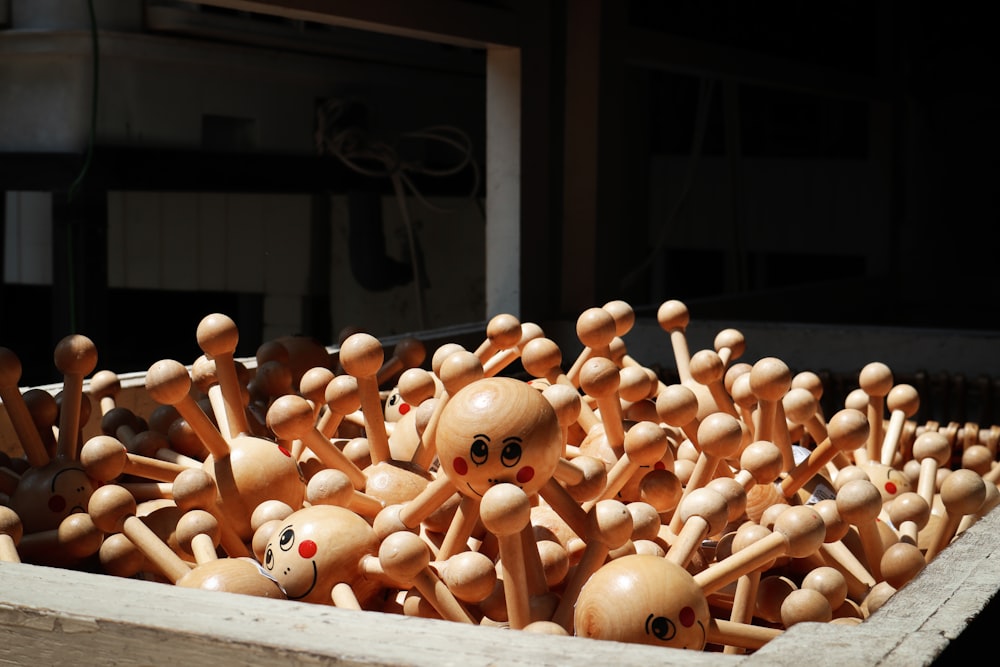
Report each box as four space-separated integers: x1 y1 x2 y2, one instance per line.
398 403 411 415
48 495 66 513
679 606 696 627
298 540 318 559
277 444 292 457
884 481 897 495
452 458 468 475
654 461 666 470
516 467 535 484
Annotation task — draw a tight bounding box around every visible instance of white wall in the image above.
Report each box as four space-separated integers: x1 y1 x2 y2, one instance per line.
3 192 53 285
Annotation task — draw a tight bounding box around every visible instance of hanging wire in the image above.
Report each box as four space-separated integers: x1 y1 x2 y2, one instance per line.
315 98 482 330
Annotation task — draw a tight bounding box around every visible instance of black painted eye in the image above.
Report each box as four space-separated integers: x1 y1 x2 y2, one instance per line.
388 393 400 406
500 440 522 468
279 526 295 551
470 437 490 465
646 614 676 641
264 548 275 570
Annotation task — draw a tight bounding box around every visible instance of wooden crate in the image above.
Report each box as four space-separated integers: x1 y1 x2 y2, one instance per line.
2 503 997 666
3 318 999 665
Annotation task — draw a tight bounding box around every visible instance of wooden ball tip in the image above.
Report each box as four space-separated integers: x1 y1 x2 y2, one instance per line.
176 509 221 550
749 357 792 401
396 368 436 405
485 314 523 349
523 620 570 636
828 408 871 451
299 366 336 401
880 541 926 589
520 337 562 378
190 355 218 389
773 505 827 558
886 383 920 414
912 431 951 463
782 387 818 423
196 313 240 358
781 588 833 627
689 349 725 384
265 394 315 439
339 332 384 378
791 371 825 399
714 328 746 357
89 369 121 397
479 483 532 537
655 384 699 426
697 411 744 457
740 440 784 483
306 469 355 506
430 342 465 375
392 337 427 368
378 530 430 581
579 356 620 398
59 512 104 558
588 499 634 547
54 334 99 376
250 500 295 532
576 307 617 348
678 487 730 533
602 300 635 336
656 299 690 331
623 421 669 464
171 468 219 508
940 468 987 516
437 349 484 393
541 382 582 427
835 479 882 523
88 484 138 533
324 374 361 413
886 492 930 528
801 566 848 610
144 359 193 406
859 362 894 396
80 435 127 480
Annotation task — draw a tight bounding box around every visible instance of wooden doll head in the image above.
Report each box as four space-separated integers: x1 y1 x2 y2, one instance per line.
383 386 411 422
861 461 913 504
574 553 710 649
8 460 94 534
261 504 381 606
434 377 563 499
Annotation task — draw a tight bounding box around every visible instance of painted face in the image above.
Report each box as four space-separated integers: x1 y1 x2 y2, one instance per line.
9 460 94 533
383 387 411 422
574 554 710 649
863 462 913 504
262 504 379 605
435 377 563 498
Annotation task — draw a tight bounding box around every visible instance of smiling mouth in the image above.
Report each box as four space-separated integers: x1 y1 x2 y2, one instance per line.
284 561 319 600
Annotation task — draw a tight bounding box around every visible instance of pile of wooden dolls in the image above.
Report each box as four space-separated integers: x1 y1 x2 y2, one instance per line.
1 301 998 655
